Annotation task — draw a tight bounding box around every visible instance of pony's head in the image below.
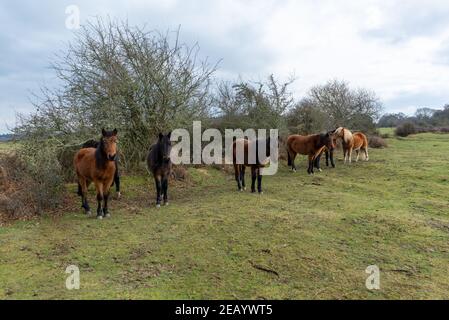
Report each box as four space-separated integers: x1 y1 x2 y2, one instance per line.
320 132 336 150
101 128 118 161
158 132 172 163
333 127 352 143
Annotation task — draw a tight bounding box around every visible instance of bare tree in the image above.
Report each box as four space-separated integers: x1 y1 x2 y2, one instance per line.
214 75 295 133
306 79 382 132
15 19 218 168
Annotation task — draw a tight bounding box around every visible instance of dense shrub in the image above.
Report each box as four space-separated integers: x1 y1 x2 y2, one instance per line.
369 136 388 148
395 122 416 137
0 148 64 220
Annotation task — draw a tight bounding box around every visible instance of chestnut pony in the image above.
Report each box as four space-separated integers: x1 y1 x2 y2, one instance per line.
232 138 272 194
74 129 118 219
81 139 121 199
333 127 369 163
286 132 335 174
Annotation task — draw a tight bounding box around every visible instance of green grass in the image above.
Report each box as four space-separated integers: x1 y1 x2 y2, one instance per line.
378 127 395 136
1 133 449 299
0 141 15 154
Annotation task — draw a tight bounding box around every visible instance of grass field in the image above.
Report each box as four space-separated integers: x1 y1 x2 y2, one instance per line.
1 133 448 299
0 141 14 153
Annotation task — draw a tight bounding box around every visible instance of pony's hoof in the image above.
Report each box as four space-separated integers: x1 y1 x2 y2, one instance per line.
116 192 122 200
97 215 103 220
259 192 264 195
165 202 169 206
104 214 111 218
318 168 323 172
85 211 92 216
156 204 161 209
243 187 247 191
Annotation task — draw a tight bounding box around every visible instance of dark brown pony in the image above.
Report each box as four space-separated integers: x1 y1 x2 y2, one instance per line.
286 132 335 174
74 129 118 219
147 132 172 208
232 138 271 194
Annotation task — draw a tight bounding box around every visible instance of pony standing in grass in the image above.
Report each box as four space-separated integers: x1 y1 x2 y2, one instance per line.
74 129 118 219
286 132 335 174
82 139 121 199
232 137 272 194
147 133 172 208
333 127 369 163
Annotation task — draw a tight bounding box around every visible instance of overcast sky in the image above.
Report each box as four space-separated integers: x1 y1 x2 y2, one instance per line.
1 0 449 133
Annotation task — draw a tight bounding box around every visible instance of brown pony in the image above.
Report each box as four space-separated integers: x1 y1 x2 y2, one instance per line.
232 137 272 194
74 129 118 219
333 127 369 163
286 132 335 174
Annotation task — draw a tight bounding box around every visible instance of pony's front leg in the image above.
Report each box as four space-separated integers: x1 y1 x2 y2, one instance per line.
251 166 257 193
240 166 246 191
329 150 335 168
103 189 111 218
95 182 104 220
234 164 242 191
257 168 263 194
344 148 350 164
348 148 353 163
314 154 322 172
162 176 169 206
307 155 314 174
155 176 162 208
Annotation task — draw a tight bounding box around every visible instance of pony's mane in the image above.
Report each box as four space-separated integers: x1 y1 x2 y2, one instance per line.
335 127 353 144
95 138 108 170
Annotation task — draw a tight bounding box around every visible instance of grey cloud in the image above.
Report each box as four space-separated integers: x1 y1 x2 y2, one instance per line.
361 3 449 44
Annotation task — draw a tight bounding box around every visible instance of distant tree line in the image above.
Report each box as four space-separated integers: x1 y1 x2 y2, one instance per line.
0 134 12 142
378 106 449 128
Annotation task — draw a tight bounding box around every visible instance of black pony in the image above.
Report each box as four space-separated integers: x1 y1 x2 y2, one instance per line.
80 139 121 199
147 132 172 208
314 130 337 170
314 147 335 171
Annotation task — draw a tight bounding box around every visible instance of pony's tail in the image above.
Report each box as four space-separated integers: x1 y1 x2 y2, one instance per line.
287 147 292 166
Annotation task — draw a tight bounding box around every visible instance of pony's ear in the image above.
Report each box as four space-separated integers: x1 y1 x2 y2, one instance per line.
159 133 163 140
102 128 106 136
113 128 118 136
